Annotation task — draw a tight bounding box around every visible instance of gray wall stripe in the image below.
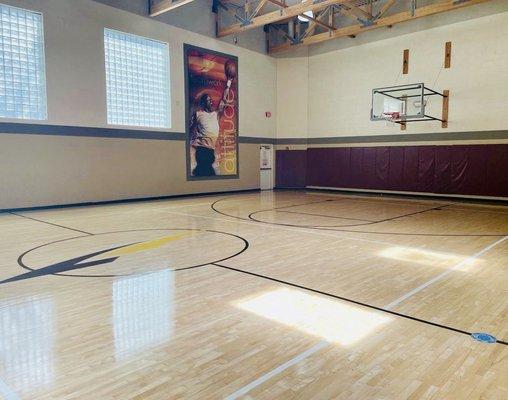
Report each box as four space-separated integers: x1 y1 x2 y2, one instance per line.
239 136 276 144
0 123 186 141
276 138 309 145
278 130 508 145
0 122 275 143
1 123 506 145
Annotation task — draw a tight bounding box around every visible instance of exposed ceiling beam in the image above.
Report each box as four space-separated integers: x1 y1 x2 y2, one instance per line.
305 13 336 31
250 0 269 19
334 3 372 23
376 0 398 19
266 0 287 8
217 0 353 38
266 0 336 30
270 0 492 53
150 0 197 17
362 1 373 17
301 7 333 39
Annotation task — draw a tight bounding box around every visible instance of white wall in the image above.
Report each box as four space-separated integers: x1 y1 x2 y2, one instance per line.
276 55 308 139
1 0 277 138
0 135 262 209
0 0 277 209
276 10 508 140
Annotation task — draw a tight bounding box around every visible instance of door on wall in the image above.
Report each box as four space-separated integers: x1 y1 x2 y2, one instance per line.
260 145 273 190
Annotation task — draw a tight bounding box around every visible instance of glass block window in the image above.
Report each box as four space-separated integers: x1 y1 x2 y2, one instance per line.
0 4 47 120
104 29 171 128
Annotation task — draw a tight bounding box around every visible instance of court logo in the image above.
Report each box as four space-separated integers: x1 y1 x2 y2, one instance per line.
3 229 248 285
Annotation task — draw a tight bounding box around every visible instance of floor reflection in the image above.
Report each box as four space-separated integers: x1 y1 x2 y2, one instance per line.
378 246 479 269
0 296 54 394
236 288 391 346
113 269 174 360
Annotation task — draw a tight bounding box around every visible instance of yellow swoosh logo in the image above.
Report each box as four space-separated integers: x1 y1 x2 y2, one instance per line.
102 232 196 258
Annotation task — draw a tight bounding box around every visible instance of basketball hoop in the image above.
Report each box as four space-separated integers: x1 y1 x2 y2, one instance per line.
381 111 401 126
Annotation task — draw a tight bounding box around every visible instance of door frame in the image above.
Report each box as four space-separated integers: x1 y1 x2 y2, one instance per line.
259 144 274 190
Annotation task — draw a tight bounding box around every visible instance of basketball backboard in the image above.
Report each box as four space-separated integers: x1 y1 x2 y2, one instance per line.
371 83 427 121
371 83 447 125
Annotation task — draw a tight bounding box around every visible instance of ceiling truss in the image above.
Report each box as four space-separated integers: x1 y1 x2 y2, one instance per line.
213 0 493 54
149 0 198 16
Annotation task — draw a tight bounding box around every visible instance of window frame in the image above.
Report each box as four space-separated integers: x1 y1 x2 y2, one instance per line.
103 28 172 129
0 3 48 121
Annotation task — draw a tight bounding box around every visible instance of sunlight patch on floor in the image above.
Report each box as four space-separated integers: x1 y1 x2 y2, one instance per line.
378 246 481 269
235 288 391 346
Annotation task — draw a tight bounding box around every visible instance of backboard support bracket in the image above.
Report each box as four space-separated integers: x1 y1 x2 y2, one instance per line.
442 89 449 128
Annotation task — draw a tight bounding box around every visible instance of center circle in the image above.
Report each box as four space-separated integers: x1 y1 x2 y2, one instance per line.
18 229 248 278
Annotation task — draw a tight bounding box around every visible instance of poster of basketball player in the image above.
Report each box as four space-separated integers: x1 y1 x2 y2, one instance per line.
184 44 239 180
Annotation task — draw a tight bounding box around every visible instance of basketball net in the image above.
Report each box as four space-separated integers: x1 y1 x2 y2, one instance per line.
381 112 400 127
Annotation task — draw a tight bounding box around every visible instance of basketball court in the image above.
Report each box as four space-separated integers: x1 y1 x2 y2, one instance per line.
1 191 507 399
1 0 507 399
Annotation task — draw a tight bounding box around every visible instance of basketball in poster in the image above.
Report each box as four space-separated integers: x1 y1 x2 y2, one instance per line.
184 44 238 179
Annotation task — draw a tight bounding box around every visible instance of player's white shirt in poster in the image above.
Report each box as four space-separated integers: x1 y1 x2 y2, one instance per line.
194 110 220 149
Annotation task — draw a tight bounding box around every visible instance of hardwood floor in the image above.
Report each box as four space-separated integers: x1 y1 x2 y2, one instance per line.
0 190 507 399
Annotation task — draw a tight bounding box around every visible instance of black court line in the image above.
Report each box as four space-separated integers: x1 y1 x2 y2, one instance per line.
248 203 452 229
278 210 375 222
211 196 508 237
215 198 338 221
344 203 452 227
9 211 94 236
273 199 338 210
210 197 336 221
210 262 507 346
318 226 508 237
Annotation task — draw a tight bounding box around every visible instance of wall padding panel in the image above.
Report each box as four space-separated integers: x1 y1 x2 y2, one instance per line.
276 150 307 188
304 144 508 197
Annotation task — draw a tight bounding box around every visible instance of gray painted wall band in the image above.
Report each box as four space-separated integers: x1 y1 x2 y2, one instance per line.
0 122 276 143
277 130 508 145
239 136 276 144
0 123 186 141
276 138 309 145
0 123 506 145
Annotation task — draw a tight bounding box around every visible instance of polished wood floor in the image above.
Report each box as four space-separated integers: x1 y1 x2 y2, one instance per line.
0 190 507 399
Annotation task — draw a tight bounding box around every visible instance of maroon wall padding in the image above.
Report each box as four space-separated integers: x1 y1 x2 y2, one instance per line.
276 150 307 188
300 144 508 197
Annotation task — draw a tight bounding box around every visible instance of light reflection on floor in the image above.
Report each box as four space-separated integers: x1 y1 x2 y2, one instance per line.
236 288 391 346
113 269 174 360
0 296 54 395
378 246 480 269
